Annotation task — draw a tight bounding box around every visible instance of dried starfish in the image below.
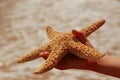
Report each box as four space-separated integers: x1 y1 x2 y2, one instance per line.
16 19 106 74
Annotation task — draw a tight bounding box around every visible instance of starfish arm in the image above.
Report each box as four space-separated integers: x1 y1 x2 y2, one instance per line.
46 26 60 39
68 40 105 59
34 45 67 74
80 19 105 37
16 44 51 63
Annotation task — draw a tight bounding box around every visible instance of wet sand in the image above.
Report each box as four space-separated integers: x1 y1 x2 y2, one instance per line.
0 0 120 80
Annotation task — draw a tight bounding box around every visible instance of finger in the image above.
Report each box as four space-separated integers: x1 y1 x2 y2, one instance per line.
72 29 88 43
39 51 49 59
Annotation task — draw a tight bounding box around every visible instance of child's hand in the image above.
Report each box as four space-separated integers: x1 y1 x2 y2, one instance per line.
39 29 120 78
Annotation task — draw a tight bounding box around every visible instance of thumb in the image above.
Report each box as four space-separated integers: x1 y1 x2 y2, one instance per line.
72 29 88 43
72 29 94 48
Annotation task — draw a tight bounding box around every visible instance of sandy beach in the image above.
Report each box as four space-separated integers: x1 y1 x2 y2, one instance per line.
0 0 120 80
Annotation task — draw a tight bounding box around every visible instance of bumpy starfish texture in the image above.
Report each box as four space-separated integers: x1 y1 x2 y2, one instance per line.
16 19 106 74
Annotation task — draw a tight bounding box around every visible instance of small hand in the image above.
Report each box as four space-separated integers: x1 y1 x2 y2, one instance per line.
39 29 120 78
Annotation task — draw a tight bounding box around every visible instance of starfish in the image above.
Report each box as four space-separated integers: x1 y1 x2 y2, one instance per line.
16 19 106 74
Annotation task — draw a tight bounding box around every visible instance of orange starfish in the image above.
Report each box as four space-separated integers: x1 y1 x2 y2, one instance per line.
16 19 106 74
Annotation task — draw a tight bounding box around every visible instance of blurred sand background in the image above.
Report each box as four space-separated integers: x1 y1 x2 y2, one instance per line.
0 0 120 80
